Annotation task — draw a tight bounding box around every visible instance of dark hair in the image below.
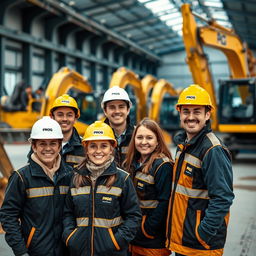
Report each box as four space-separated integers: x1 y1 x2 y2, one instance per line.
51 106 78 117
124 118 173 174
104 100 130 110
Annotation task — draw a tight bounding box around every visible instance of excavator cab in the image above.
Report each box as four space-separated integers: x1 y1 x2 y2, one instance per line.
219 78 256 125
67 88 98 125
159 95 180 133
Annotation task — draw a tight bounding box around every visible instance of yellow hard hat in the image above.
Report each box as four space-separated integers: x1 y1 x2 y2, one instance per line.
176 84 214 111
82 121 117 147
50 94 80 118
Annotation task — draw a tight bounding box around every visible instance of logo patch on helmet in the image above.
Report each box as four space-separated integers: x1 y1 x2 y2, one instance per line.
186 95 196 100
42 128 53 131
61 100 70 103
93 130 104 135
112 92 120 95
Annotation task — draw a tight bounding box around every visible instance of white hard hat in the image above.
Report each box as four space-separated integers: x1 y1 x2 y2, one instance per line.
101 86 132 109
29 116 63 142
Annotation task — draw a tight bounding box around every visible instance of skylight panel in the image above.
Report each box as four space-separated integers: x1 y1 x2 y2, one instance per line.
138 0 182 34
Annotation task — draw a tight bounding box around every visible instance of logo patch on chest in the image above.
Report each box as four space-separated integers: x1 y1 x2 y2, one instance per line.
102 196 112 204
184 166 193 177
137 182 144 189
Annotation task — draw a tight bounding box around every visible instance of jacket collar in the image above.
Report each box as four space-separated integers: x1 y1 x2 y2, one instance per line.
75 160 118 177
29 157 71 182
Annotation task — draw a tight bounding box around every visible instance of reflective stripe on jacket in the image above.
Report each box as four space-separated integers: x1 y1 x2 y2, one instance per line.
166 121 234 256
131 157 173 254
0 159 72 256
62 127 85 167
62 161 142 256
104 118 134 168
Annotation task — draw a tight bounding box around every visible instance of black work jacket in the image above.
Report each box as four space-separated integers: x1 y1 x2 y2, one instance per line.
63 161 142 256
166 121 234 256
0 157 72 256
62 127 85 167
131 157 173 249
104 118 134 168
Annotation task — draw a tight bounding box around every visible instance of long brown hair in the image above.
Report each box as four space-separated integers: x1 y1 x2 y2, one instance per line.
73 141 116 188
124 118 173 174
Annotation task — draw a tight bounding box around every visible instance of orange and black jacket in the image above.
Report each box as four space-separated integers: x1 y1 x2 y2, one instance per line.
166 121 234 256
130 157 173 252
62 161 142 256
0 158 72 256
104 118 134 168
62 127 85 167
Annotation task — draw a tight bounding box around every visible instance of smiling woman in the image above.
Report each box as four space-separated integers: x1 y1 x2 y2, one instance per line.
62 120 141 256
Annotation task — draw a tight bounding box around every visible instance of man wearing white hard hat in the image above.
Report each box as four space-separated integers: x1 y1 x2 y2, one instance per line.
0 116 72 256
101 86 134 168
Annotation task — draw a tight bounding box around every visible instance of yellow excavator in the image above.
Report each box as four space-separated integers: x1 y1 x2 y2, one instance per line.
182 3 256 156
109 66 147 123
109 67 174 145
0 67 96 221
149 79 180 136
0 67 96 141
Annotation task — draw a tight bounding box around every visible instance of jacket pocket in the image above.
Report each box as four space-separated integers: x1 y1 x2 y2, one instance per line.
195 210 210 249
65 228 78 247
26 227 36 248
108 228 120 251
141 215 154 239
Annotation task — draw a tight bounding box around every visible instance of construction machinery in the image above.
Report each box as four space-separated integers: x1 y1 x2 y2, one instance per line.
149 79 180 137
182 3 256 156
0 67 96 142
0 140 14 233
109 67 174 145
141 74 158 116
109 67 146 123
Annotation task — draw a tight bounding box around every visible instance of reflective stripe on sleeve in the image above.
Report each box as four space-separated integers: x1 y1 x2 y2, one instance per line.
140 200 159 208
76 217 89 226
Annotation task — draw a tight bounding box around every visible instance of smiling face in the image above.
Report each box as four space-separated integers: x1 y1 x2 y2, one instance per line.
86 140 113 165
32 139 61 168
135 125 158 162
180 105 211 140
103 100 130 127
51 106 76 135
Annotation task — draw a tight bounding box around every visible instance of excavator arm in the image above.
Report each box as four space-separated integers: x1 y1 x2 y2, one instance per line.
110 67 146 121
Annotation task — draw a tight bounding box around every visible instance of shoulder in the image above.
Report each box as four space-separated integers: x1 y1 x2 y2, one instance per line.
203 132 230 158
116 167 130 181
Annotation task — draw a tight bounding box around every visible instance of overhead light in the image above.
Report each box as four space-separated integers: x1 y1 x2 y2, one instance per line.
69 1 76 6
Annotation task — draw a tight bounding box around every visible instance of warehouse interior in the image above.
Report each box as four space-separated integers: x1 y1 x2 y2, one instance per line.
0 1 256 256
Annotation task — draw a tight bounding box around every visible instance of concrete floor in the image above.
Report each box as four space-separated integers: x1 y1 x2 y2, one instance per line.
0 144 256 256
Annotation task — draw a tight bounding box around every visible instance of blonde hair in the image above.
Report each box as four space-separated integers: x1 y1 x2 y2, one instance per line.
124 118 173 174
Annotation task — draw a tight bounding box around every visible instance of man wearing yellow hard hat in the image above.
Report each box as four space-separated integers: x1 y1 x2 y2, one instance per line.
165 84 234 256
50 94 84 167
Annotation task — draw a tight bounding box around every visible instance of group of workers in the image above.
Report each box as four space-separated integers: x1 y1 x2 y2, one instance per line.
0 83 234 256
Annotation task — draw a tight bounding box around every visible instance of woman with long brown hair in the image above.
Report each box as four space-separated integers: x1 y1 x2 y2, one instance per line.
62 121 141 256
124 118 173 256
